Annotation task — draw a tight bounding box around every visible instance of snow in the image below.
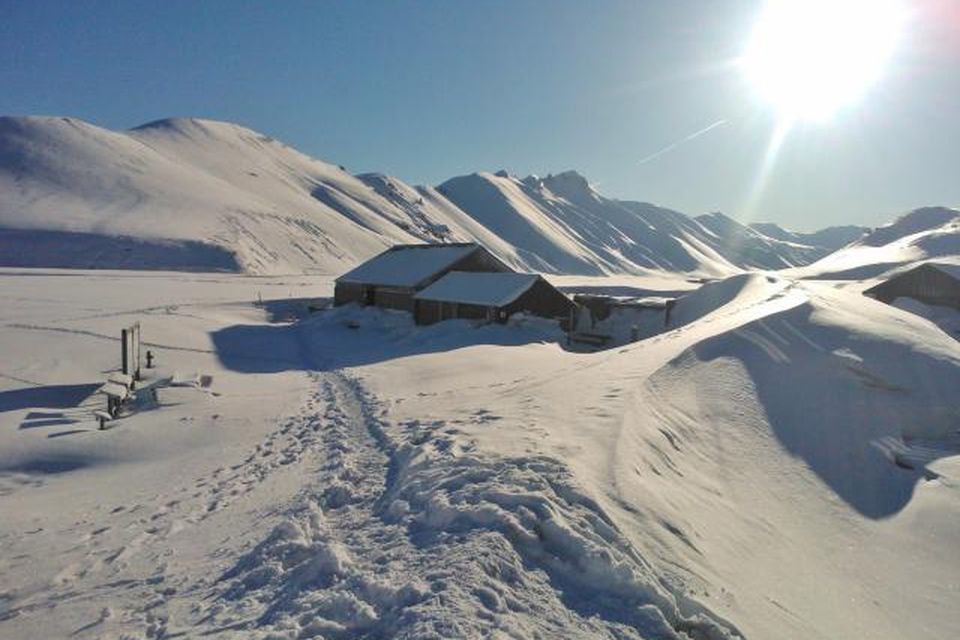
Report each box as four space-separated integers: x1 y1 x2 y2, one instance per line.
792 207 960 280
334 243 481 288
2 115 960 639
414 271 540 306
750 221 867 251
695 211 824 269
2 264 957 639
1 115 861 279
892 297 960 339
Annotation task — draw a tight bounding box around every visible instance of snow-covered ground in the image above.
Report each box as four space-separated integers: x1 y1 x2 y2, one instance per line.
1 267 958 639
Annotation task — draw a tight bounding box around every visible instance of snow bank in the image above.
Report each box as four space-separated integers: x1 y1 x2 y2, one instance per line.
669 273 790 329
619 282 960 637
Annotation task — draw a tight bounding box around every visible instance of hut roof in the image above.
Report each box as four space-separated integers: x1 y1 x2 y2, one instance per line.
928 262 960 280
336 243 480 288
415 271 541 307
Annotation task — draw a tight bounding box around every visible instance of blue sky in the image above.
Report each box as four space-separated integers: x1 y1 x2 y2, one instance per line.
1 0 957 230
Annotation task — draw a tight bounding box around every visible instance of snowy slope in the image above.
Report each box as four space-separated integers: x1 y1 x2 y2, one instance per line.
695 212 827 269
0 116 404 273
793 206 960 279
0 116 534 275
1 116 860 277
438 170 846 275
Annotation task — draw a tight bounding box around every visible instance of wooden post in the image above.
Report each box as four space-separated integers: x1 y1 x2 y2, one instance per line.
121 328 129 375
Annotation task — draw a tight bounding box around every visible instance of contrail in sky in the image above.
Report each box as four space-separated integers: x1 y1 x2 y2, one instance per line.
638 119 729 165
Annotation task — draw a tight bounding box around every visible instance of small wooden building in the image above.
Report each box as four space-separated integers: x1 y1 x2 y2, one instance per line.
334 243 511 312
864 263 960 309
413 271 577 326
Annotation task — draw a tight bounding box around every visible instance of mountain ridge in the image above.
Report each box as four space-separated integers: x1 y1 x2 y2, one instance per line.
0 115 929 276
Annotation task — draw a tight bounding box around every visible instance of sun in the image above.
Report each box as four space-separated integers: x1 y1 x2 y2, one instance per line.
741 0 905 121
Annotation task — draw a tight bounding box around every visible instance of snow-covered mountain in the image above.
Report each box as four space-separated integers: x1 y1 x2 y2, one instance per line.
794 206 960 279
750 221 867 251
0 116 516 274
0 115 901 275
435 170 860 274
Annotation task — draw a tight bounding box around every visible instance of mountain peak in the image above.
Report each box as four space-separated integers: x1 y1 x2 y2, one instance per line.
541 170 597 203
544 170 589 187
130 117 270 143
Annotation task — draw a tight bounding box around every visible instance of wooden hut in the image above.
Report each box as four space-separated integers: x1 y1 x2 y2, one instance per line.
334 243 511 312
864 263 960 309
413 271 577 326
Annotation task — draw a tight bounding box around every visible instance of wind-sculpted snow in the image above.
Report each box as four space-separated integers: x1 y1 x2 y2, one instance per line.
663 294 960 516
617 281 960 637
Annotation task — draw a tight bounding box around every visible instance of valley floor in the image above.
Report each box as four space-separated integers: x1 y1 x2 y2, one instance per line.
0 268 958 639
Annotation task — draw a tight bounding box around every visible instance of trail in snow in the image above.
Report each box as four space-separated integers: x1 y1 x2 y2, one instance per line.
201 366 742 639
207 370 434 637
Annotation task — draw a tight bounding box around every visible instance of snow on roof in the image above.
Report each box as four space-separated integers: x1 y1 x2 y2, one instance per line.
415 271 541 307
336 243 479 288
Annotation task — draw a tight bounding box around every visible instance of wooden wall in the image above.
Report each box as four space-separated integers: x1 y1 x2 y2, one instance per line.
866 265 960 309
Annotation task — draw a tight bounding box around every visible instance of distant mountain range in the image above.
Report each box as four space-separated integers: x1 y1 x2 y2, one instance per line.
2 115 953 277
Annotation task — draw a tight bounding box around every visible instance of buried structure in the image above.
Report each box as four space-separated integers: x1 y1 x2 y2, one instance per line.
413 271 577 326
334 242 511 312
334 243 577 326
864 262 960 309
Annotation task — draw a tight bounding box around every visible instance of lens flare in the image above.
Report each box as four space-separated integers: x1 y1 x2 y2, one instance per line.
742 0 905 120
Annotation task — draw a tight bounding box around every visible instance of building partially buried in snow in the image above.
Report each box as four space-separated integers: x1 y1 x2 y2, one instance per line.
413 271 576 326
334 242 577 327
334 243 511 312
864 263 960 309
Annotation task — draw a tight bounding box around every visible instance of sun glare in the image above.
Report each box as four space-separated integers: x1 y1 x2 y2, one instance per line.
742 0 905 121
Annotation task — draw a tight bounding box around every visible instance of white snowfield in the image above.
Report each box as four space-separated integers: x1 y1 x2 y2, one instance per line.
0 115 859 277
0 265 958 640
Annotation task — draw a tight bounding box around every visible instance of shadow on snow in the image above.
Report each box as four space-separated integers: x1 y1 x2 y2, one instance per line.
209 306 559 374
691 302 960 518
